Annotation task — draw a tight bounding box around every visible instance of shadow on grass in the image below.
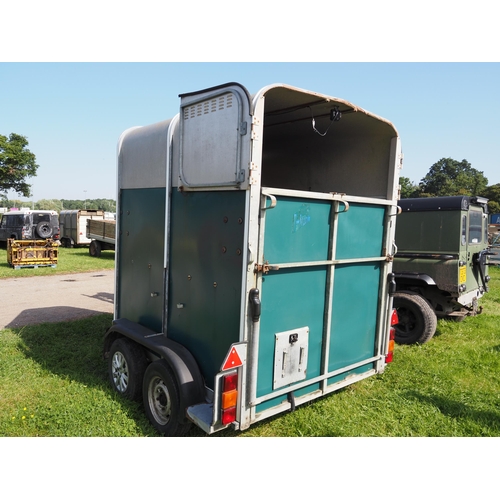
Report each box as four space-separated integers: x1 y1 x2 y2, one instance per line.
13 313 158 436
5 306 113 329
405 390 500 434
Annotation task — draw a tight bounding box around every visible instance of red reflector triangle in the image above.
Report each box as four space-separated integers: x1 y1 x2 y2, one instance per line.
222 347 242 371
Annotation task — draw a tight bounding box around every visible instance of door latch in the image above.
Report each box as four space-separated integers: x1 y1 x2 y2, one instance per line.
254 261 280 274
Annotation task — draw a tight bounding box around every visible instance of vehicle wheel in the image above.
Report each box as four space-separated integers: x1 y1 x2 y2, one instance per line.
143 360 192 437
108 338 147 401
89 240 101 257
36 222 53 238
393 292 437 345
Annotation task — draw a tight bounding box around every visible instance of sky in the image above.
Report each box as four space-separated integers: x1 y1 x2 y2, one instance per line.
2 62 499 204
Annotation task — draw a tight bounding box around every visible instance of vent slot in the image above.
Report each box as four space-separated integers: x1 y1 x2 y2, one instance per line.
184 93 233 120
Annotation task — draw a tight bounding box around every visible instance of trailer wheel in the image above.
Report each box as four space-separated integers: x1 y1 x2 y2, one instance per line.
143 360 191 437
393 292 437 345
36 222 53 238
108 338 147 401
89 240 101 257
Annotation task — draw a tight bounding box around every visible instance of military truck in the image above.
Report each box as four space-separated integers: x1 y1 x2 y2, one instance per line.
103 82 401 436
393 195 491 344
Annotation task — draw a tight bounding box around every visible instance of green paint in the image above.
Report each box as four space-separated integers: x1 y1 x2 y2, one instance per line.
117 188 166 332
256 195 386 409
167 190 246 388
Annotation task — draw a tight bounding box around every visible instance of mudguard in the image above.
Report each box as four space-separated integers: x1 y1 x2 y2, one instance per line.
104 318 206 419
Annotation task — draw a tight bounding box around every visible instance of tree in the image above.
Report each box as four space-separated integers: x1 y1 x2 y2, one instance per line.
481 183 500 215
419 158 488 197
0 133 39 197
399 176 420 199
35 199 64 211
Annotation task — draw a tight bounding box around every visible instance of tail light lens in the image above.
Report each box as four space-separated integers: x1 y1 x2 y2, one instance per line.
386 309 398 363
221 372 238 426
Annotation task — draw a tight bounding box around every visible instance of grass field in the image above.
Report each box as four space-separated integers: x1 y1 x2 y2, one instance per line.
1 262 499 437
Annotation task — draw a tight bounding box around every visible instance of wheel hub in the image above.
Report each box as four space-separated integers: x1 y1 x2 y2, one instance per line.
112 352 129 392
149 377 172 425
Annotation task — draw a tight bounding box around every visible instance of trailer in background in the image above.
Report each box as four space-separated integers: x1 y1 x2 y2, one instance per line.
86 218 116 257
103 82 401 436
59 209 105 247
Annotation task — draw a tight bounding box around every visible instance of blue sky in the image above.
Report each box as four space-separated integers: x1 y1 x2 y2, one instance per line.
2 62 499 203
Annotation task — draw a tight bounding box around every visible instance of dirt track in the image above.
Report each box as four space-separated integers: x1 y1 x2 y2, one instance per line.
0 270 114 329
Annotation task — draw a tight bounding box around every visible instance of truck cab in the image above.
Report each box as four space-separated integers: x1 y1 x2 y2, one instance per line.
393 196 491 344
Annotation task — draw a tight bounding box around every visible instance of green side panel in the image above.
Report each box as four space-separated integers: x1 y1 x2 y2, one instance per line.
257 267 328 398
167 190 246 388
262 197 332 263
336 203 385 260
117 188 166 332
395 211 461 253
328 262 381 373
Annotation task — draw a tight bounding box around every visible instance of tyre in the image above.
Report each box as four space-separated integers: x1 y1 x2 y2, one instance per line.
143 360 192 437
108 338 147 401
393 291 437 345
89 240 101 257
36 221 53 238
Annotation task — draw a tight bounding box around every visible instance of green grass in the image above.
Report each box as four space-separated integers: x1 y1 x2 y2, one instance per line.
0 244 115 279
1 268 499 437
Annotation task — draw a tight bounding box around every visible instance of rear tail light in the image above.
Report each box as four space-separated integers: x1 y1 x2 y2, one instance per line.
386 309 398 363
221 372 238 426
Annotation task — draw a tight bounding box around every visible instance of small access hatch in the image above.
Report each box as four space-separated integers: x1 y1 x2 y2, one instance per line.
273 326 309 390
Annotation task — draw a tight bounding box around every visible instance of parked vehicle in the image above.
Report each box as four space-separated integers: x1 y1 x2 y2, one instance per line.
488 224 500 265
86 218 116 256
393 196 492 344
0 209 60 243
103 82 401 436
59 209 105 247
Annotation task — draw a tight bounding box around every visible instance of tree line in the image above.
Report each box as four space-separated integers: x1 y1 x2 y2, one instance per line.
2 132 500 215
398 157 500 214
0 197 116 212
1 133 116 213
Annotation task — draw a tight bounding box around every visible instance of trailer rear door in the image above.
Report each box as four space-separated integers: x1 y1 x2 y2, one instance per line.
254 188 388 413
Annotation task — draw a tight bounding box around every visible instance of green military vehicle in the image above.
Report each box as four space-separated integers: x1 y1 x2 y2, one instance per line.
392 195 492 344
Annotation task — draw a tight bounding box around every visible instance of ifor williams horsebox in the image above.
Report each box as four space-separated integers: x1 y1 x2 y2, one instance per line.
103 82 402 436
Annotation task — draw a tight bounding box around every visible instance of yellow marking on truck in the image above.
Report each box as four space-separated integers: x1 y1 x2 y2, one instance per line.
459 266 467 284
